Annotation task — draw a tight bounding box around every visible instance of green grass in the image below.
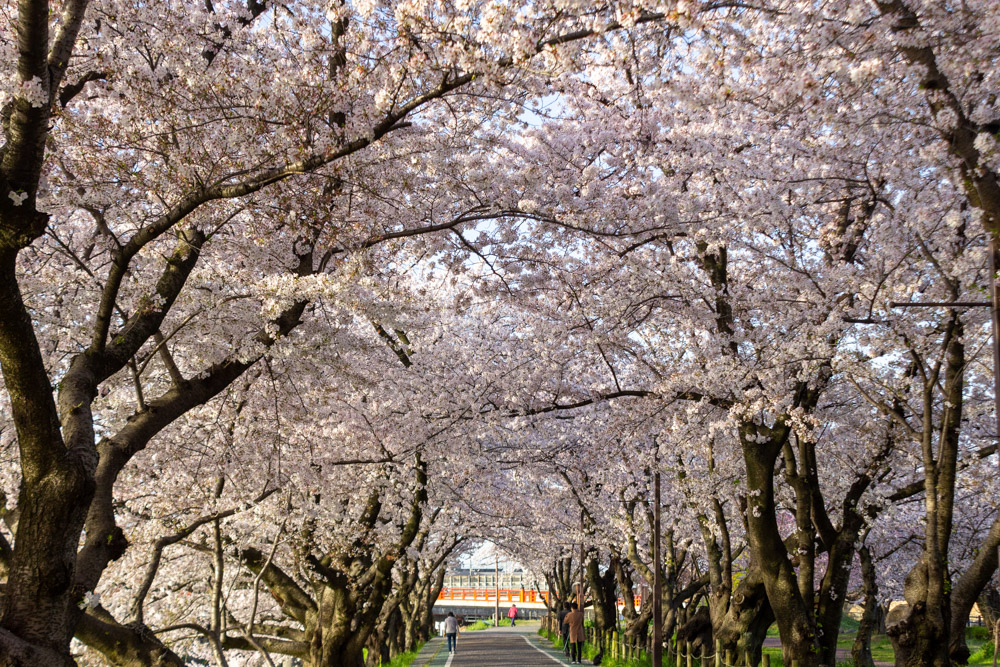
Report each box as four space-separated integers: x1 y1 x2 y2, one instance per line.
378 643 424 667
585 651 652 667
543 615 997 666
760 618 901 664
969 640 996 664
539 624 652 667
538 625 570 651
760 619 996 667
360 640 426 667
465 618 514 631
839 615 860 632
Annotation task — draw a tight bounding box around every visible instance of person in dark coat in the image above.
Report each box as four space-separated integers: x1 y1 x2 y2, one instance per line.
557 601 572 655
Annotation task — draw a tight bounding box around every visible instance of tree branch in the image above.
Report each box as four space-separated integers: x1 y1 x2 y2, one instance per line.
129 487 277 624
237 548 316 625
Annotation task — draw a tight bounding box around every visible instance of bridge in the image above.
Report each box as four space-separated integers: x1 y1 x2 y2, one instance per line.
433 587 643 620
436 588 550 610
433 588 550 620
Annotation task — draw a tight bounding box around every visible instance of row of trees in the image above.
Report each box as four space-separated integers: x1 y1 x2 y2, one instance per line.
1 0 1000 666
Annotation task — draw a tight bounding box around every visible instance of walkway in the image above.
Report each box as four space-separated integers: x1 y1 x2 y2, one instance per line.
409 624 896 667
413 622 571 667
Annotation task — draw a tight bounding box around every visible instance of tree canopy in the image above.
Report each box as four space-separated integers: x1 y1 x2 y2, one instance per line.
0 1 999 666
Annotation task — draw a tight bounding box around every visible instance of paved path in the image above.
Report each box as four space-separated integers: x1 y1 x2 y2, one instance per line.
411 624 896 667
413 622 572 667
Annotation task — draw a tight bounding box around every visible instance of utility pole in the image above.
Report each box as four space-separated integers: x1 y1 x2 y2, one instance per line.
989 238 1000 468
495 554 500 627
989 238 1000 654
652 467 662 667
579 510 586 617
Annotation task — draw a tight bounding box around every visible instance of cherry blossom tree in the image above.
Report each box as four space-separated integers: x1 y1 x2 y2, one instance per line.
0 0 690 662
4 3 1000 667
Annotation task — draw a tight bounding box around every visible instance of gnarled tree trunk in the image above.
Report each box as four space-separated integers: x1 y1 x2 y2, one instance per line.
712 564 774 666
852 545 878 667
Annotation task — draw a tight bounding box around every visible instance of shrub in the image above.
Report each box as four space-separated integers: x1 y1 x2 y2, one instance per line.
969 640 996 664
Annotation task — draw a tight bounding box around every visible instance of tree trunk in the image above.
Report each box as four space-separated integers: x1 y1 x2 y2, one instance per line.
0 254 96 667
613 556 640 635
547 557 576 611
888 315 964 667
305 585 367 667
0 0 95 646
625 603 651 647
950 520 1000 664
586 553 619 657
403 603 420 653
367 618 389 667
742 425 821 667
980 586 1000 631
0 469 93 667
886 558 952 667
712 564 774 667
852 546 878 667
676 606 712 655
421 567 447 641
815 534 863 666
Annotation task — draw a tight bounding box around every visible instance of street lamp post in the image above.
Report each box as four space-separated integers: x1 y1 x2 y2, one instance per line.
652 468 662 667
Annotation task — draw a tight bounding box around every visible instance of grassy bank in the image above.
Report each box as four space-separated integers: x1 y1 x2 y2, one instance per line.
464 618 515 631
539 616 997 666
362 641 426 667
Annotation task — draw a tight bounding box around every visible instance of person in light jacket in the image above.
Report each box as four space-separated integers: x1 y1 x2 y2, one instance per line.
564 602 585 664
507 604 518 627
444 612 459 653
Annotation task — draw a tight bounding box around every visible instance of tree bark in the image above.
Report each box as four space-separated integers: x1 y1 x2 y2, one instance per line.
887 315 964 667
980 587 1000 632
852 545 878 667
950 517 1000 664
74 608 186 667
714 563 774 666
0 250 93 666
742 423 821 667
586 552 619 658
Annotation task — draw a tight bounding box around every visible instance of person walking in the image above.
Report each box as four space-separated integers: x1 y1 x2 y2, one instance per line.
565 602 585 664
557 601 572 656
507 604 518 627
444 612 459 654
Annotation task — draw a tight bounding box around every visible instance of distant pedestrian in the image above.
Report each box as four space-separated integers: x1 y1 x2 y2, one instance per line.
565 602 585 664
444 612 459 653
557 601 572 655
508 604 518 627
